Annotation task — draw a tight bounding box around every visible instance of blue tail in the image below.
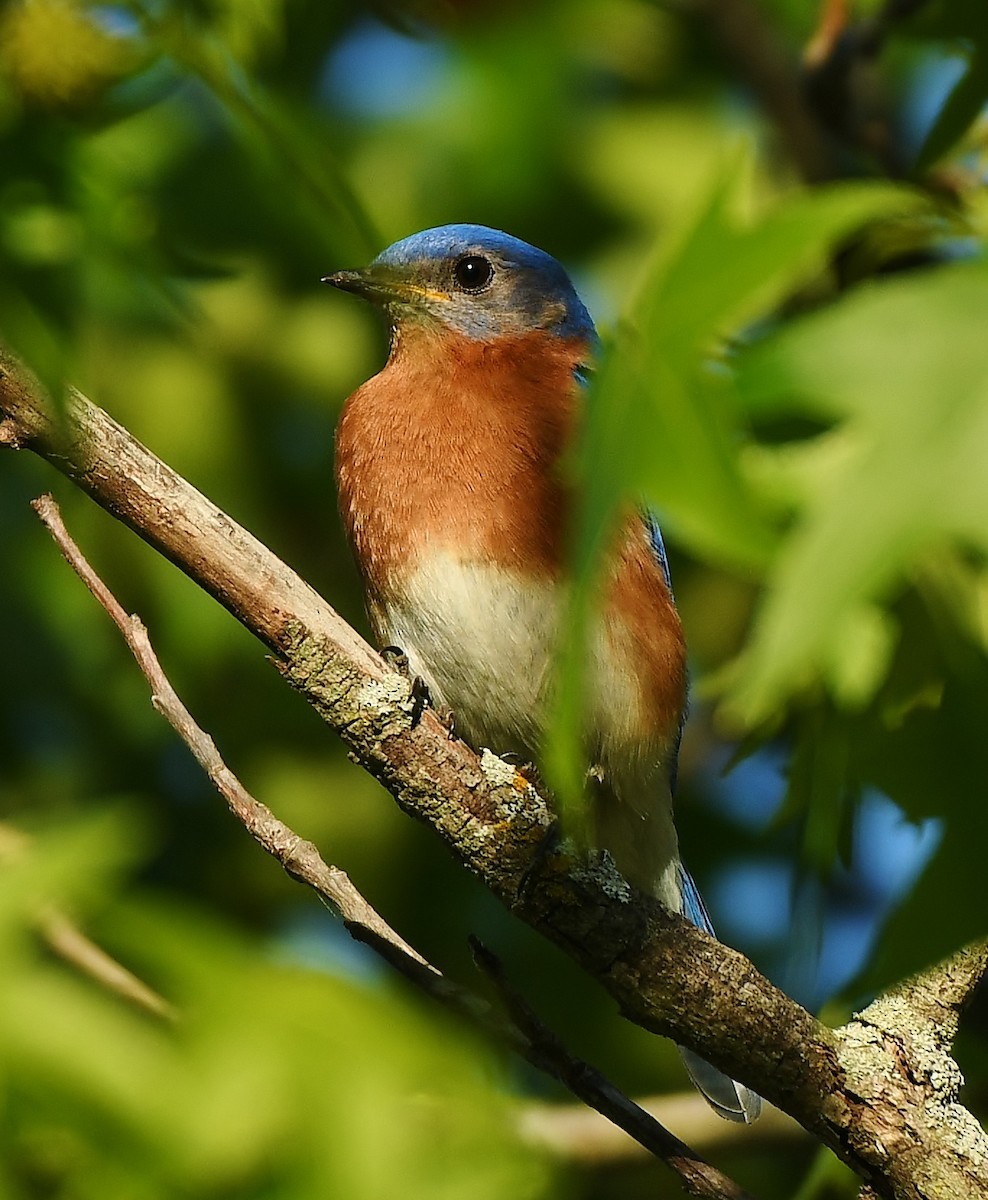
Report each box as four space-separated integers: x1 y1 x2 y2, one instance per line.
677 866 762 1123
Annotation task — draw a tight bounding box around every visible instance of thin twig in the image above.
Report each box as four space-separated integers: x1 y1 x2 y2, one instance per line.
30 493 435 974
470 938 758 1200
800 0 937 177
689 0 936 183
31 492 755 1200
38 907 179 1022
0 821 177 1021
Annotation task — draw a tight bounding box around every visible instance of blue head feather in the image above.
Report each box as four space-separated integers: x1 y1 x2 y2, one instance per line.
366 224 598 345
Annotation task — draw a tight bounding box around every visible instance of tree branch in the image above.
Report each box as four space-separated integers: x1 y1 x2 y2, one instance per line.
833 942 988 1197
30 491 752 1200
688 0 936 184
868 940 988 1050
691 0 838 182
3 352 987 1198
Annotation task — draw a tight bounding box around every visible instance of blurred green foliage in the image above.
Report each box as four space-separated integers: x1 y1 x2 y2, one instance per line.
3 0 988 1197
0 813 546 1200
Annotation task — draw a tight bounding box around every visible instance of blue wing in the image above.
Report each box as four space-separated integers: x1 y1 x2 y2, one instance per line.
644 510 674 596
644 510 685 793
677 862 715 936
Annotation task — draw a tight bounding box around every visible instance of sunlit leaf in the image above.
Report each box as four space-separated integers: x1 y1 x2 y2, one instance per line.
547 173 923 805
729 262 988 723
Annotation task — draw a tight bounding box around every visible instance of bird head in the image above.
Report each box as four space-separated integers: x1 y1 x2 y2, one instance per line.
323 224 597 346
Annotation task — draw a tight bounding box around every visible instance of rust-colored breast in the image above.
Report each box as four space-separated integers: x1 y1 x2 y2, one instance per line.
335 323 686 747
606 517 688 746
335 325 585 601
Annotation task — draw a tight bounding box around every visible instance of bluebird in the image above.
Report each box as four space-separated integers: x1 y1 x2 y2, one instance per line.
326 224 761 1123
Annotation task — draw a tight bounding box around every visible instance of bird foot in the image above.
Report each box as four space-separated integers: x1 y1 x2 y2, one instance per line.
515 818 563 905
380 645 411 674
500 752 542 789
380 645 453 733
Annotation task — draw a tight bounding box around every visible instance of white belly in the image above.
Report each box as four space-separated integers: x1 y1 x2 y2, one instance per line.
375 552 682 908
374 555 558 758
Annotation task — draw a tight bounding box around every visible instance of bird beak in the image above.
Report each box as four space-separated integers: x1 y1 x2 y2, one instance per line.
321 268 385 299
322 268 369 292
322 267 446 306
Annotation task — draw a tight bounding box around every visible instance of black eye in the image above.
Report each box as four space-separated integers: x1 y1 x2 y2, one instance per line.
453 254 494 292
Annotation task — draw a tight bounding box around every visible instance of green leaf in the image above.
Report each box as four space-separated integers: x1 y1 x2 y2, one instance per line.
547 171 922 802
0 851 549 1200
729 262 988 723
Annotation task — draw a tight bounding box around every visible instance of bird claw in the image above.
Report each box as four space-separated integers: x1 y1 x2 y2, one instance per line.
380 645 411 674
515 818 562 905
500 751 542 789
408 674 431 729
380 645 451 732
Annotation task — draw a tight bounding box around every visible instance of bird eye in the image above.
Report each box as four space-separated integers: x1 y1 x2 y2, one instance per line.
453 254 494 292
